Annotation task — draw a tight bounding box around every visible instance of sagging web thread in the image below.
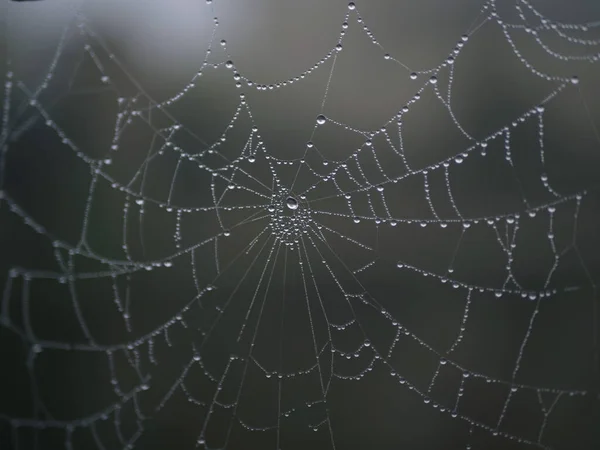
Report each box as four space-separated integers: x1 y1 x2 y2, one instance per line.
1 0 599 449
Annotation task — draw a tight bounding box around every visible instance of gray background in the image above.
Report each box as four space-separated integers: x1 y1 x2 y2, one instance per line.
1 1 600 449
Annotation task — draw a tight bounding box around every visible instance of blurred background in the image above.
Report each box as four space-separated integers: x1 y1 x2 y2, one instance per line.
1 0 600 449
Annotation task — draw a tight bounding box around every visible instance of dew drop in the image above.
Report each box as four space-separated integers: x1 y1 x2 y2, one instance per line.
348 2 356 10
316 115 326 125
286 197 299 210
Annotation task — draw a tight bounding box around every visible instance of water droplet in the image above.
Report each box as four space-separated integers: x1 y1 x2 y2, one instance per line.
220 39 227 46
410 72 418 80
335 43 343 52
223 230 231 237
571 75 579 85
353 217 361 224
225 60 234 69
348 2 356 10
429 76 438 84
286 197 299 210
316 115 326 125
384 53 391 60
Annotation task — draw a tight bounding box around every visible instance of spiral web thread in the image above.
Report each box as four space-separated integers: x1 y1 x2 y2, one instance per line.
1 0 600 449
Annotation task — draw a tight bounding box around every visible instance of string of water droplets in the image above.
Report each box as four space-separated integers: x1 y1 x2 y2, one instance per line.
1 0 600 449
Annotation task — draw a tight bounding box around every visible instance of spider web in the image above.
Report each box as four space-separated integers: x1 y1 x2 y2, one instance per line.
1 0 600 449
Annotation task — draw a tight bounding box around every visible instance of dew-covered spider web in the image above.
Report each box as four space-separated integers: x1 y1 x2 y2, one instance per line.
1 0 600 449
